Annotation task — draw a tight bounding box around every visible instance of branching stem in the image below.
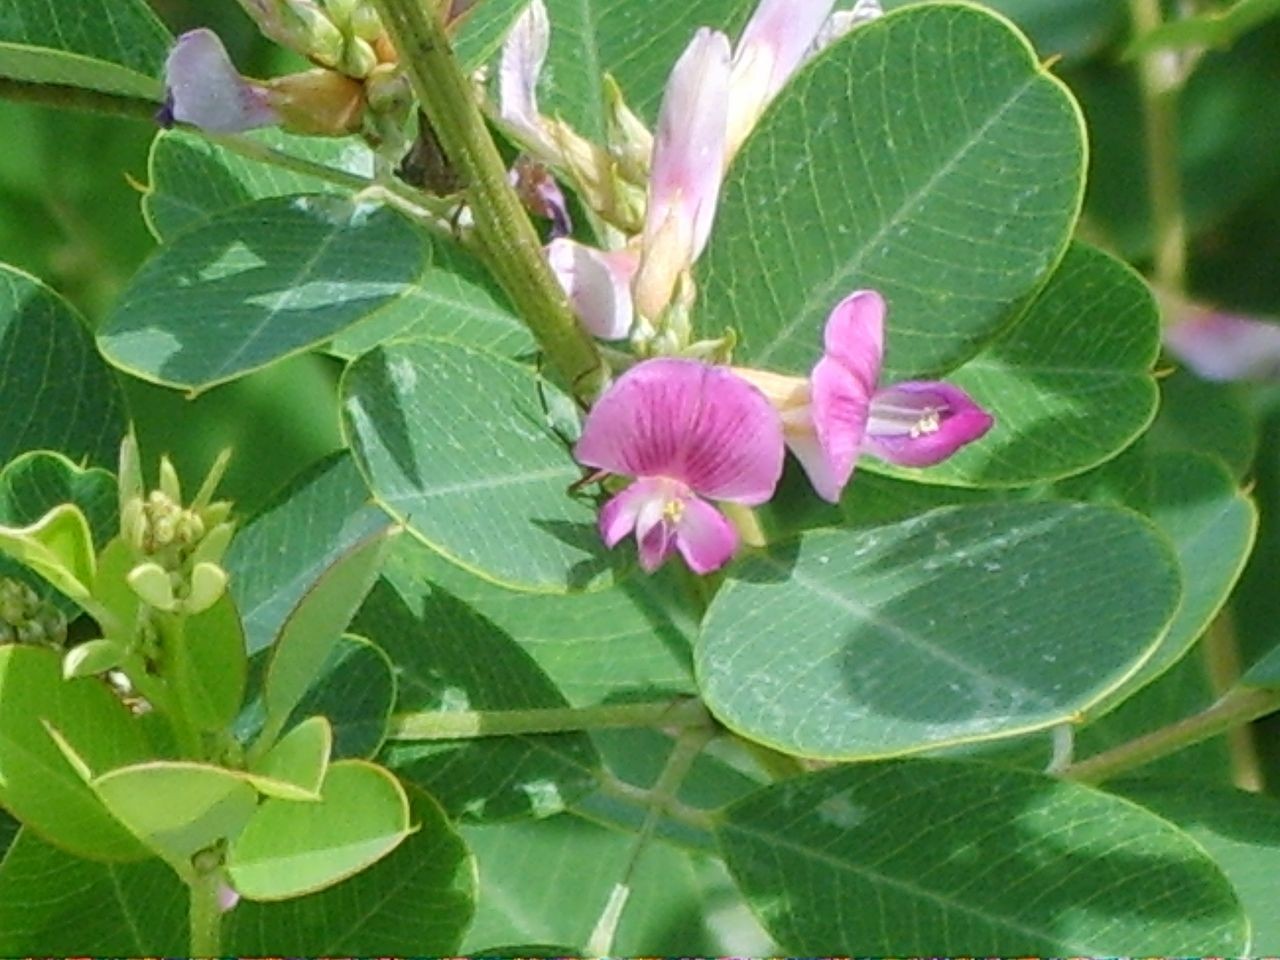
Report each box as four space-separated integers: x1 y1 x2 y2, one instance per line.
389 696 712 740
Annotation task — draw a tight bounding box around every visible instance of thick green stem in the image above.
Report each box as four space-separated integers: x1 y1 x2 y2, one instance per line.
389 696 711 740
1062 686 1280 784
1129 0 1188 296
369 0 606 397
188 871 223 958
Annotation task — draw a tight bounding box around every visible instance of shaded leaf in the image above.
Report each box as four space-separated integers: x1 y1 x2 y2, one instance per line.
289 634 395 760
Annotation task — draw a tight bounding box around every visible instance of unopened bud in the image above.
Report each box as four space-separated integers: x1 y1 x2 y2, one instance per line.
184 563 229 615
63 638 125 679
605 74 653 184
350 5 384 40
338 35 379 78
128 562 177 612
266 69 366 136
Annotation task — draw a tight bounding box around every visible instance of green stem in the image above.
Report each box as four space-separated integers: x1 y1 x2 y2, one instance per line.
1062 685 1280 784
188 870 223 958
1129 0 1188 297
593 767 717 834
586 725 715 957
369 0 607 398
389 697 712 740
1203 610 1266 790
0 78 160 121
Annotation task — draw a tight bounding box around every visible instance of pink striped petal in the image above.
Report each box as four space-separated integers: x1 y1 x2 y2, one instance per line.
575 358 784 504
547 239 637 340
599 478 663 548
162 30 279 133
1164 309 1280 381
864 381 994 467
674 496 739 574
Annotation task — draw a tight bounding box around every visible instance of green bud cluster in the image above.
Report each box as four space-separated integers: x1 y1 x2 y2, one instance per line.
0 577 67 648
118 441 235 616
239 0 386 78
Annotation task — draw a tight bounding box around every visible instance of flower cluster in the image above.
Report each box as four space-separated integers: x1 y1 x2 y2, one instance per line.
577 291 993 573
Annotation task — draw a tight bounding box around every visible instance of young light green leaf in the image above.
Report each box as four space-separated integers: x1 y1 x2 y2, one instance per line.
342 338 616 593
700 4 1086 379
99 196 428 391
873 243 1159 487
90 762 260 869
698 502 1181 759
172 592 248 732
248 714 332 800
360 578 600 822
0 0 171 99
715 760 1246 954
225 451 392 656
0 504 96 603
260 528 394 744
225 760 412 901
225 785 474 954
286 634 395 760
0 267 126 469
0 645 150 861
0 828 186 955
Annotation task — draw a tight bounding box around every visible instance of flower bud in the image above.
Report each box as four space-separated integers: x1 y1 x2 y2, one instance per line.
184 563 229 615
605 74 653 184
63 638 126 679
128 562 177 612
265 69 367 136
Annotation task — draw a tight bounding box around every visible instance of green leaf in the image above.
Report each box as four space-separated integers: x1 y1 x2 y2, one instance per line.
1088 452 1256 714
380 536 695 707
170 592 248 732
907 0 1127 60
462 815 773 955
715 760 1246 954
360 578 601 822
261 527 394 740
226 451 392 657
342 338 615 592
0 503 96 602
0 0 171 99
1130 0 1280 53
288 634 395 760
225 785 475 954
1117 779 1280 953
874 243 1159 487
698 502 1181 759
225 759 412 901
0 451 116 545
0 645 150 861
99 196 428 391
0 266 126 468
700 4 1085 380
91 761 259 869
248 714 331 800
1149 369 1257 478
144 129 375 241
0 828 186 954
1243 638 1280 686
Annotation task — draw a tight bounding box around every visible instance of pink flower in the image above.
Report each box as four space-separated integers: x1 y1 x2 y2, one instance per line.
159 29 280 133
498 0 559 161
1164 308 1280 381
547 239 638 341
575 359 784 573
632 28 732 320
738 291 994 502
726 0 837 157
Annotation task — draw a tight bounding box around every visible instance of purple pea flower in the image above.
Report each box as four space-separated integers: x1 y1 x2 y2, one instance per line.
738 290 994 502
575 358 785 573
159 29 280 133
1163 307 1280 381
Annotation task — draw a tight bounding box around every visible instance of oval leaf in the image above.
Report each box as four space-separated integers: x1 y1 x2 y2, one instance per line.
0 266 126 467
226 760 412 901
876 243 1159 486
173 591 248 732
342 338 614 592
287 634 395 760
225 785 475 954
0 645 150 861
700 4 1086 379
697 502 1181 758
715 760 1246 954
248 715 331 800
100 196 427 391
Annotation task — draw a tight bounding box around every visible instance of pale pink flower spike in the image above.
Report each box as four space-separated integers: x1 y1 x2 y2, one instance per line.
575 359 784 573
1164 308 1280 381
547 239 639 341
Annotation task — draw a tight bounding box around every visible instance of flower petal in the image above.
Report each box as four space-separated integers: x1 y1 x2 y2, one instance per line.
727 0 837 156
805 353 872 502
499 0 558 158
598 478 663 548
513 157 573 238
647 28 732 260
163 29 279 133
822 289 885 387
574 358 784 504
864 381 994 467
547 239 637 340
1164 309 1280 381
674 496 739 574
